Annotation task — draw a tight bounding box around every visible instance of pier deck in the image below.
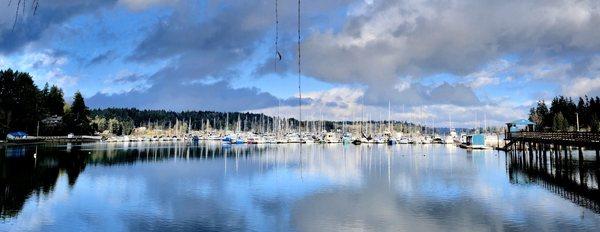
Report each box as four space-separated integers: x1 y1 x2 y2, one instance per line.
506 132 600 147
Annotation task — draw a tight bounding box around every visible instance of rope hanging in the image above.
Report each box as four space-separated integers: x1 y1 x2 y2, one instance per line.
9 0 40 31
297 0 302 135
275 0 280 73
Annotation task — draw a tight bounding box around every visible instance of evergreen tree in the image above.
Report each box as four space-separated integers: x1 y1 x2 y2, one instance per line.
46 86 65 116
64 92 92 135
552 112 569 132
0 69 43 137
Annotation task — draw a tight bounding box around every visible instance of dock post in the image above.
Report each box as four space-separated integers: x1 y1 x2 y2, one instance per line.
578 146 584 166
528 142 533 167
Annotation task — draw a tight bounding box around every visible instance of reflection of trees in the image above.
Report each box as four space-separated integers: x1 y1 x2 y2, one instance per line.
0 146 87 219
85 143 272 165
507 151 600 213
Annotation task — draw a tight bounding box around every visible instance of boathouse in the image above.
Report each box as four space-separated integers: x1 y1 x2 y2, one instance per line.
506 119 535 132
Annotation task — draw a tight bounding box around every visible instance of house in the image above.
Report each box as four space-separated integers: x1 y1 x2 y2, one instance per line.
41 115 63 126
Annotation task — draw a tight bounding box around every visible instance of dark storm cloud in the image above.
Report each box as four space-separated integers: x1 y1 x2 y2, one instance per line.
0 0 117 54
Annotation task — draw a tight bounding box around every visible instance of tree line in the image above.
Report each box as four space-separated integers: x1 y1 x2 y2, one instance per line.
529 95 600 132
0 69 92 139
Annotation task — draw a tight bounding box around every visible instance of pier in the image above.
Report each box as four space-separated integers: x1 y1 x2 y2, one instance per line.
504 131 600 165
5 135 102 144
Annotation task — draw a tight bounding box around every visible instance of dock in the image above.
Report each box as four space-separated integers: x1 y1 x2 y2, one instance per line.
504 131 600 166
6 135 102 144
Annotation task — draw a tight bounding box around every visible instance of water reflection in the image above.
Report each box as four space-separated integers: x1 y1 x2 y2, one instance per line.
1 142 599 231
1 145 86 219
507 150 600 213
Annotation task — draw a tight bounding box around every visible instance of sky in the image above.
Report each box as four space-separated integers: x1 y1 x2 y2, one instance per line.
1 0 600 128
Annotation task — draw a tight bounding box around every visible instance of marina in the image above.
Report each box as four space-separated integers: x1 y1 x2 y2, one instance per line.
2 0 600 231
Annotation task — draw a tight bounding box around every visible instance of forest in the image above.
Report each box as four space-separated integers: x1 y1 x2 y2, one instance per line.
528 95 600 132
0 69 91 139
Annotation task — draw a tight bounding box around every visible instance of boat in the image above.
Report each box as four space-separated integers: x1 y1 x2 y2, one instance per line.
387 137 397 145
398 137 409 144
234 137 246 144
323 132 340 143
287 133 301 143
460 134 489 149
444 135 455 144
342 133 352 144
372 136 385 144
222 135 233 144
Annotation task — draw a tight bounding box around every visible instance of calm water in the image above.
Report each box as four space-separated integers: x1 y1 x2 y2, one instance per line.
1 142 600 231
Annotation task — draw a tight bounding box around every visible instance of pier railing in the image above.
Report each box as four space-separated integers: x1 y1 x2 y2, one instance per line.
506 131 600 145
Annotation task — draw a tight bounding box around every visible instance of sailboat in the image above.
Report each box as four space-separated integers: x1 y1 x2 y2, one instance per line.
444 113 457 144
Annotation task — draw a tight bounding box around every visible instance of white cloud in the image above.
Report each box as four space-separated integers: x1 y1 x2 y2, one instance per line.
252 87 524 128
565 77 600 97
0 49 78 92
118 0 179 11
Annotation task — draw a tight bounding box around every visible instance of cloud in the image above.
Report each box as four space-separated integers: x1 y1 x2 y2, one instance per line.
252 87 519 127
296 0 600 103
565 77 600 97
87 50 117 66
0 0 118 54
360 81 481 107
4 0 600 126
118 0 178 11
87 79 309 112
0 49 78 89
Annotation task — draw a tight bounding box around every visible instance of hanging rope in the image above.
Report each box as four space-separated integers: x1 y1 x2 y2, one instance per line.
297 0 302 135
275 0 280 74
9 0 40 31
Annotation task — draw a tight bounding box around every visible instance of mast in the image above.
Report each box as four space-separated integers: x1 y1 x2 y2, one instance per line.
388 100 391 133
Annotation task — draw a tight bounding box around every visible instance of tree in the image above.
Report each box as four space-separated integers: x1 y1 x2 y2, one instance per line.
529 100 550 128
108 118 121 135
0 69 42 137
45 86 65 116
64 92 92 135
121 119 135 135
591 115 600 133
552 112 569 132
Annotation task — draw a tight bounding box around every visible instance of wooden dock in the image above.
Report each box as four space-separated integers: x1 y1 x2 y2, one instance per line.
504 131 600 167
6 135 102 144
506 132 600 147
